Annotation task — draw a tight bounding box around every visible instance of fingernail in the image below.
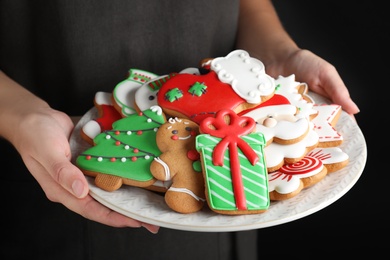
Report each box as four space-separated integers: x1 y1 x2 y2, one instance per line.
142 223 160 234
72 179 85 198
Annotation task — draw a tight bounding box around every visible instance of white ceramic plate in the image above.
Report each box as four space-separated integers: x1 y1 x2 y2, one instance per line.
70 92 367 232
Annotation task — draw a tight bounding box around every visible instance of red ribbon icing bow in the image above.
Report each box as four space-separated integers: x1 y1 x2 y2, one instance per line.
200 109 258 166
200 109 259 210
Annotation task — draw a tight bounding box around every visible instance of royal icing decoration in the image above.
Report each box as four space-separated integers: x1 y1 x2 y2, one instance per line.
75 49 351 214
165 88 184 102
188 82 207 97
274 74 317 118
264 124 319 172
237 93 291 116
210 49 275 104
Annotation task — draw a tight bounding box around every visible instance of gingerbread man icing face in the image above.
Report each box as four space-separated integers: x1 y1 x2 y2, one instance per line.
152 117 201 175
158 117 198 147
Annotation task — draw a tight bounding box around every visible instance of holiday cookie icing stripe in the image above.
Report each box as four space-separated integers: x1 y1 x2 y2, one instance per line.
312 104 343 146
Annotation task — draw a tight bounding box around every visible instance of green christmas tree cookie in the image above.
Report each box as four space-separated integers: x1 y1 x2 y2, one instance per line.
76 106 166 191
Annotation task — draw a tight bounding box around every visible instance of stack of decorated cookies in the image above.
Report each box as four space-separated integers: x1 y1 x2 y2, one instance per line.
76 50 349 215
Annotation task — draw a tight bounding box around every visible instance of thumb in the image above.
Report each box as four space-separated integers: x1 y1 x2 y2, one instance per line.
50 155 89 198
35 146 90 198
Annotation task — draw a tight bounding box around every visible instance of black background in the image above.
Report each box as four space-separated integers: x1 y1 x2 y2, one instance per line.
255 0 386 254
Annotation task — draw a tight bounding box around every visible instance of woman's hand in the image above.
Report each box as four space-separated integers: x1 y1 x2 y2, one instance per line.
0 71 159 233
266 49 360 117
21 108 159 232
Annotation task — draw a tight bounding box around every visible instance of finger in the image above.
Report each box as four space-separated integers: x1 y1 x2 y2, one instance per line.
320 71 360 115
26 127 90 198
141 223 160 234
43 151 89 198
29 156 160 231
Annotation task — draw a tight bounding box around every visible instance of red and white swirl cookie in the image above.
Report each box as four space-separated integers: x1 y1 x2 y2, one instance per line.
268 147 349 200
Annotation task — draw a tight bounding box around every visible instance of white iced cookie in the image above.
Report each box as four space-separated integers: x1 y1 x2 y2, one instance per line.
274 74 317 119
112 68 158 117
312 104 343 147
242 104 310 145
268 147 349 200
210 49 275 104
264 123 319 172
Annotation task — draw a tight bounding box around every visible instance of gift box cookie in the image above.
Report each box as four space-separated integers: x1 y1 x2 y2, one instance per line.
196 109 270 215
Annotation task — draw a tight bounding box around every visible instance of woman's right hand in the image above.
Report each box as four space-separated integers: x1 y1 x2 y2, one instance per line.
0 71 159 233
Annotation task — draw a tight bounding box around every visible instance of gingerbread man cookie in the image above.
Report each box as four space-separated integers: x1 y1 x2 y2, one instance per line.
150 117 205 214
